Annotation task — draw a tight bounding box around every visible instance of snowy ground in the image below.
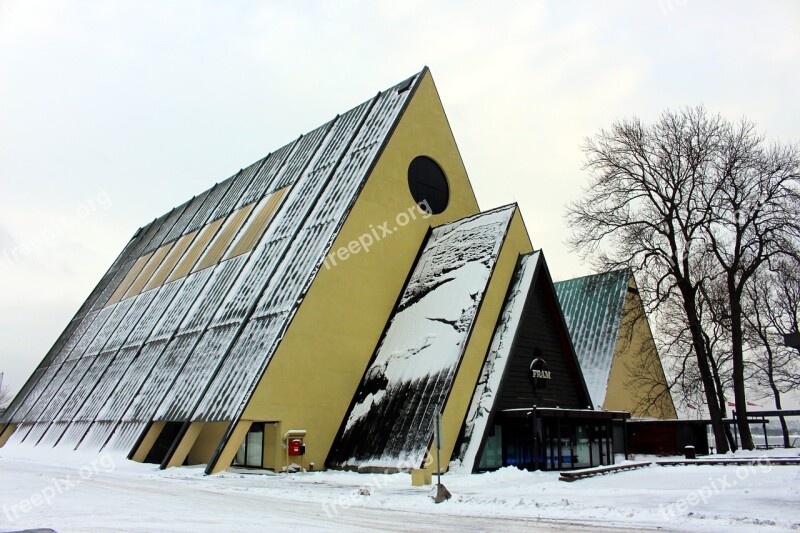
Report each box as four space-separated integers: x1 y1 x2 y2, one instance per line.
1 445 799 532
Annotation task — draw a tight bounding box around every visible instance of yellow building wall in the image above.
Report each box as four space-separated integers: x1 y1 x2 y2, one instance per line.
434 209 533 473
236 69 483 471
187 422 229 465
262 422 279 470
603 278 677 419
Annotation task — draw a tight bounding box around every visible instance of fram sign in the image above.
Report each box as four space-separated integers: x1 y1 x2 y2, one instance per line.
530 356 551 392
531 367 552 380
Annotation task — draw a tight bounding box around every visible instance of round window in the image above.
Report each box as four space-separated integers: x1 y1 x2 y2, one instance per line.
407 156 449 215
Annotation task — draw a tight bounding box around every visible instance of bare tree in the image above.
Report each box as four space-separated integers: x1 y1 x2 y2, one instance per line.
567 106 800 451
702 125 800 449
744 260 800 447
567 107 731 452
697 272 739 448
660 267 737 448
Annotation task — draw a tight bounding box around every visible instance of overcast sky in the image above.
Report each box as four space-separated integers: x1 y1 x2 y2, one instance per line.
1 1 798 401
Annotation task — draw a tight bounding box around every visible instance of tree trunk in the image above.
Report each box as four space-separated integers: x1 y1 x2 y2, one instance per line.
770 376 791 448
728 286 755 450
708 353 737 451
682 286 729 453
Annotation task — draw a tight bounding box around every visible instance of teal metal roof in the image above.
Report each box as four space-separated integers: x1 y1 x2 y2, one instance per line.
553 269 631 408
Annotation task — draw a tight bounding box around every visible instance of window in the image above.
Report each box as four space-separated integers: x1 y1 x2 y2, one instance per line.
233 423 264 468
407 156 449 215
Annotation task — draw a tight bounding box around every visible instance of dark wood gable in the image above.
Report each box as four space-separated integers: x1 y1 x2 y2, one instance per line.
493 258 591 411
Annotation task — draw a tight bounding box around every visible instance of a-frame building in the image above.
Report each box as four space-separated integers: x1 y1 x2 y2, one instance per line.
554 271 677 420
453 252 627 473
1 68 488 472
1 69 671 475
327 205 533 471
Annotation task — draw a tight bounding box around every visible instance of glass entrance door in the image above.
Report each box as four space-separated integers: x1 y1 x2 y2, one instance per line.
233 423 264 468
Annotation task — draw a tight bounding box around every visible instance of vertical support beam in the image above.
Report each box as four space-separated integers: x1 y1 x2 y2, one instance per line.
0 424 16 448
556 418 562 470
130 421 166 463
205 420 251 475
598 423 605 465
531 409 538 471
542 417 549 470
622 418 629 459
162 422 205 469
159 421 191 470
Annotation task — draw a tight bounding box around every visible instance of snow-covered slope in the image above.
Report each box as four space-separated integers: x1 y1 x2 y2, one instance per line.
455 252 540 472
2 444 798 532
328 206 515 471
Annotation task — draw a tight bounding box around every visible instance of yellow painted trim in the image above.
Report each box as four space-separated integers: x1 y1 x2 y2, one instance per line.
122 243 172 300
603 277 678 419
144 231 198 291
0 424 16 448
167 218 224 281
106 253 153 307
192 204 255 273
434 209 532 472
164 422 205 469
130 421 166 463
237 70 486 470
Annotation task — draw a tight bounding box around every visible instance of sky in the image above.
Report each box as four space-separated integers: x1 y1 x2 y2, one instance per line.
0 0 798 401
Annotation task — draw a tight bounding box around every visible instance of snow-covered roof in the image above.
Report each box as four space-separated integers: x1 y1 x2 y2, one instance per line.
327 205 516 471
455 252 540 472
553 269 631 409
2 70 424 453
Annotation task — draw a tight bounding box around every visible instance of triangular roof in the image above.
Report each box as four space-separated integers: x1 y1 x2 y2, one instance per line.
555 271 677 419
1 69 428 451
553 269 631 409
327 205 517 470
456 252 592 472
